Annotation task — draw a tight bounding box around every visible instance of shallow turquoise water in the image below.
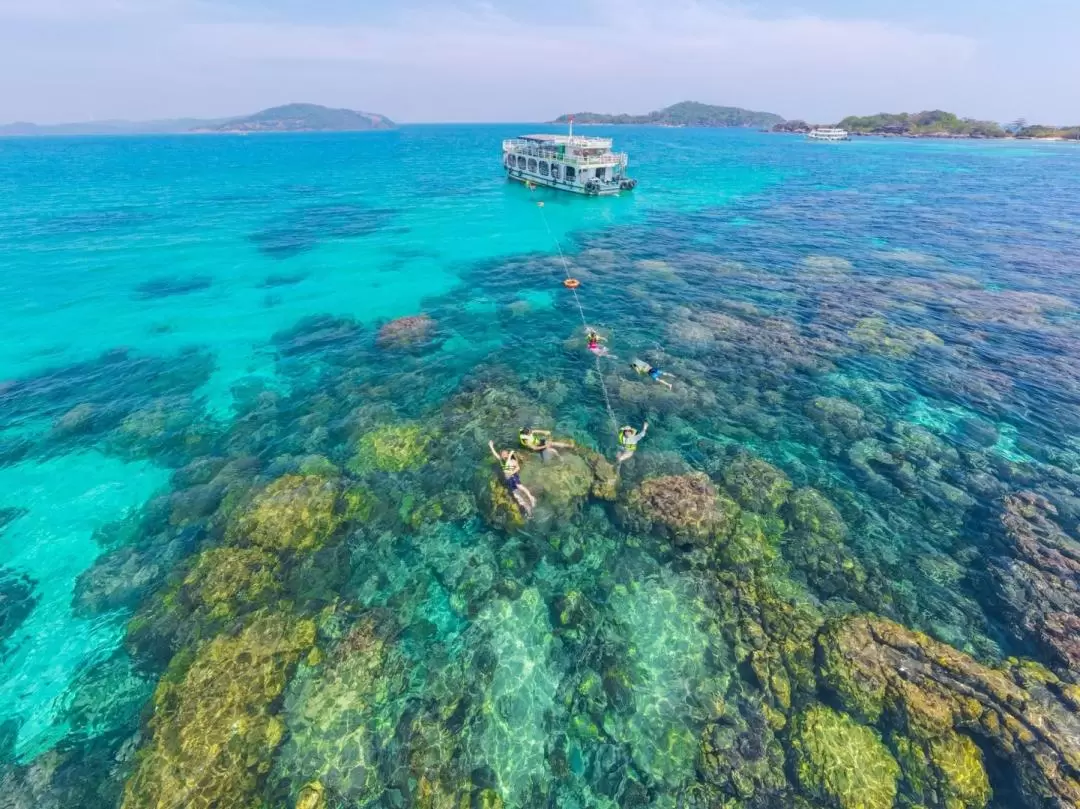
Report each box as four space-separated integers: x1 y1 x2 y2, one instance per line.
1 126 1079 808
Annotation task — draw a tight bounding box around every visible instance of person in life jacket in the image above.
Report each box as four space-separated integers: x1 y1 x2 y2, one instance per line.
616 421 648 464
519 427 575 460
488 440 536 517
585 327 615 358
631 358 674 390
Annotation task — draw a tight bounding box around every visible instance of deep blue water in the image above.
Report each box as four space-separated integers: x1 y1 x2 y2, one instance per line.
1 125 1079 809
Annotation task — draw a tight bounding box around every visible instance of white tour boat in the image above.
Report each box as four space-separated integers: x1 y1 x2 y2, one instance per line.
807 127 851 142
502 120 636 196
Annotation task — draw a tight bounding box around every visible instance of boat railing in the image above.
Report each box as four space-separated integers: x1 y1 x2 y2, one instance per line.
502 140 627 166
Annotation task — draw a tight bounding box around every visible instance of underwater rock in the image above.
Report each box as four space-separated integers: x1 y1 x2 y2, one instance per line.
806 396 877 442
127 546 284 662
273 314 364 358
993 492 1080 679
621 472 739 547
52 402 99 436
74 540 181 617
893 729 991 809
478 475 526 533
849 316 944 359
0 506 27 534
228 474 345 553
716 571 821 716
789 703 900 809
133 274 213 299
167 482 224 526
63 651 155 739
376 313 436 350
782 488 868 602
697 693 789 805
817 615 1080 809
721 452 793 515
519 453 593 517
0 567 38 647
272 614 408 807
349 422 431 474
121 609 316 809
584 450 619 501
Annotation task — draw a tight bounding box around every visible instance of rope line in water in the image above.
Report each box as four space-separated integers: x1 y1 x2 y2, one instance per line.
533 197 620 432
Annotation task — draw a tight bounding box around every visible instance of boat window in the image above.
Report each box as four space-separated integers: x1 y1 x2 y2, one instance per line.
596 167 607 180
539 161 549 176
528 158 537 172
517 156 527 169
565 166 576 181
550 163 561 180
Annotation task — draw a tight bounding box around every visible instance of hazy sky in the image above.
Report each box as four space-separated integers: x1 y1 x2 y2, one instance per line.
0 0 1076 124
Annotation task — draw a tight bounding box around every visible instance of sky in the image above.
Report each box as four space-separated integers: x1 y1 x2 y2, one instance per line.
0 0 1076 124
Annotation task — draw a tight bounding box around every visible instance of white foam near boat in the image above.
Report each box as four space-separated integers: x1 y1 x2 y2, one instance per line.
502 119 637 196
807 127 851 142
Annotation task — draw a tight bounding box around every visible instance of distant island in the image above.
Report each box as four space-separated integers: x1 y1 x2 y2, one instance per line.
0 103 395 137
771 110 1079 140
553 101 784 129
194 103 394 134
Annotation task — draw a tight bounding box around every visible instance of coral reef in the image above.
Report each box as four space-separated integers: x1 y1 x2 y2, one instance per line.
228 474 345 553
721 452 793 515
0 567 38 647
817 615 1080 808
993 491 1080 678
789 704 900 809
621 472 738 546
349 423 431 474
121 609 316 809
376 313 436 349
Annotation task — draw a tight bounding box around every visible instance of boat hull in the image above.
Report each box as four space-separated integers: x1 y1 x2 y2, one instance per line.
505 167 627 196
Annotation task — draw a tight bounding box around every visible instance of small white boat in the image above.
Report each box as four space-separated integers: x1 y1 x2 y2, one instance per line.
807 127 850 142
502 119 637 196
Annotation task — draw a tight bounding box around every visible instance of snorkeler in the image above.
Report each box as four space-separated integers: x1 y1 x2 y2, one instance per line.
585 327 616 358
616 421 648 464
489 440 537 516
631 358 674 390
519 427 575 459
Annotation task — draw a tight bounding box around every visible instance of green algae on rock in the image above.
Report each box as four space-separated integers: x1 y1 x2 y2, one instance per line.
349 422 432 474
817 615 1080 809
122 609 316 809
229 474 345 553
789 704 900 809
721 452 793 515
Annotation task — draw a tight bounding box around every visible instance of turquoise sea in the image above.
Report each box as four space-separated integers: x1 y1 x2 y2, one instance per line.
1 126 1079 809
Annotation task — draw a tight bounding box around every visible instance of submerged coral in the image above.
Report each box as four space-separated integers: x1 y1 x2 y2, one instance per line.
349 422 431 474
621 472 738 546
789 704 900 809
228 474 345 553
376 313 436 349
121 609 316 809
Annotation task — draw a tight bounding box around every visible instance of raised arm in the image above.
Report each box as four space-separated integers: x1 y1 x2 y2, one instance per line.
488 440 502 461
640 421 649 436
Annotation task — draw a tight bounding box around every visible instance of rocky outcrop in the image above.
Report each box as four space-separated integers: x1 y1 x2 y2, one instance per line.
817 615 1080 809
993 492 1080 679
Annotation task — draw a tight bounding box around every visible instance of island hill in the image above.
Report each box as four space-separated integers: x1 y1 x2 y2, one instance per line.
0 103 395 137
774 110 1080 140
553 101 784 129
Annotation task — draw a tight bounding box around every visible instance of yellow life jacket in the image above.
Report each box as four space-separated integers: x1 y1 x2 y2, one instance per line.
519 431 540 448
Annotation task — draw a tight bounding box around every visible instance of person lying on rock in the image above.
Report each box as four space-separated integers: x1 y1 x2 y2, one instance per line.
489 440 536 517
519 427 574 460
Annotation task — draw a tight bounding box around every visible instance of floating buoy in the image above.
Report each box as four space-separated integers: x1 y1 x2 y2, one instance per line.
563 278 580 289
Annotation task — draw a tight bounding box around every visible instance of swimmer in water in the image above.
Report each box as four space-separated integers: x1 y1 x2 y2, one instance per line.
631 358 674 390
586 328 616 358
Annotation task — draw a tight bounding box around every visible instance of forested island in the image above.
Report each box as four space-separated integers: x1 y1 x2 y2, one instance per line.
770 110 1079 140
195 103 394 133
553 101 784 129
0 103 395 137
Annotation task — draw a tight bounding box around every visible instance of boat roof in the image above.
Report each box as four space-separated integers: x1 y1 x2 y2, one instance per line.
519 134 612 146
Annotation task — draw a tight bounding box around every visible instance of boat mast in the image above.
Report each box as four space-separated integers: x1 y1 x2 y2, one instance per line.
569 115 574 144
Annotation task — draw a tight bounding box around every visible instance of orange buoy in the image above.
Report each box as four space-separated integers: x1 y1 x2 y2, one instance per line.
563 278 580 289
